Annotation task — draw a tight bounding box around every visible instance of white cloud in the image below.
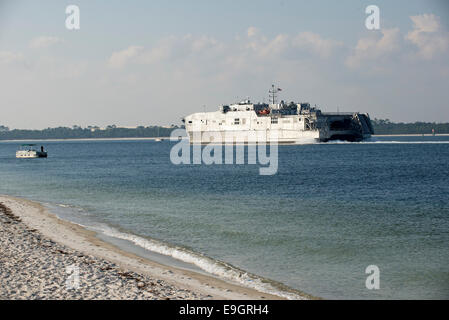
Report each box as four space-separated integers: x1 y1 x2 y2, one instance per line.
292 32 343 58
254 34 290 58
107 30 343 76
190 35 221 53
29 36 63 49
245 31 341 60
409 14 439 33
108 46 143 69
0 51 24 64
109 35 224 68
247 26 258 38
406 14 449 59
346 28 400 68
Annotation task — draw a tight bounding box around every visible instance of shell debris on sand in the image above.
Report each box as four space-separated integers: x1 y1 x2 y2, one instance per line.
0 202 206 300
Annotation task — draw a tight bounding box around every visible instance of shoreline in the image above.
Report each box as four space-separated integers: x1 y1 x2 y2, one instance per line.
0 137 177 143
0 195 308 300
373 134 449 137
0 133 448 143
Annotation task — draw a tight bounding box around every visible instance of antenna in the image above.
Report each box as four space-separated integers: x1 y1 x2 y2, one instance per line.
269 84 282 105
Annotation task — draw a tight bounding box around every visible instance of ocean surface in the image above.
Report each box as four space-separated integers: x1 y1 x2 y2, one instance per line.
1 136 448 299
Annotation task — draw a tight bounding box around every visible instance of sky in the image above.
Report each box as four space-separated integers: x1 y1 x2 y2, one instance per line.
0 0 448 129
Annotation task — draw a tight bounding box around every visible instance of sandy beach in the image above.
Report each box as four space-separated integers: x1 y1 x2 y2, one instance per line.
0 195 287 300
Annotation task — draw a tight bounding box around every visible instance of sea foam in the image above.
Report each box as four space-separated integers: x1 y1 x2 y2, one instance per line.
96 225 306 300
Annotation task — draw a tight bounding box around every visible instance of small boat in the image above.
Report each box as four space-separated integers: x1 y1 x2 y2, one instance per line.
16 144 48 158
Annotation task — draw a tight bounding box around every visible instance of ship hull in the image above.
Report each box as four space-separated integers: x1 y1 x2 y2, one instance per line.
16 151 47 158
187 129 321 144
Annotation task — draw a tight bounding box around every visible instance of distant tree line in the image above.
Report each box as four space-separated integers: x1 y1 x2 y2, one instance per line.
372 119 449 135
0 125 183 140
1 120 449 139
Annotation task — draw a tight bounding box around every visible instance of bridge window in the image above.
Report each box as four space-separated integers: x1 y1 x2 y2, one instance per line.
271 118 278 124
234 118 240 125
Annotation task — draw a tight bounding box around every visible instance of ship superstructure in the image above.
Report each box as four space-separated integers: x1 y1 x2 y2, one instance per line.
183 86 374 144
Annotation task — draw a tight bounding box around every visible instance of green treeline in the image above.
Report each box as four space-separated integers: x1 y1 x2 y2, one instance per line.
1 120 449 140
372 119 449 135
0 126 182 140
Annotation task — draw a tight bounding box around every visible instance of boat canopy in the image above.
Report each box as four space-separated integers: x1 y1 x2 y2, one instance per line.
18 144 40 150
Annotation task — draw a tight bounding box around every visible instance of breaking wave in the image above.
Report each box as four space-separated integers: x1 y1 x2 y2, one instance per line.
94 224 307 300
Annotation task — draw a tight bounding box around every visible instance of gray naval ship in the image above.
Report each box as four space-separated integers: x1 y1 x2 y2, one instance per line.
183 86 374 144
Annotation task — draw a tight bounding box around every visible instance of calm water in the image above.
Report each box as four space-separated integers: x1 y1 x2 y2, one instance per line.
0 136 448 299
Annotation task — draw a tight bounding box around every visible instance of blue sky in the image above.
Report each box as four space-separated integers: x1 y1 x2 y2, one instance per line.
1 0 448 128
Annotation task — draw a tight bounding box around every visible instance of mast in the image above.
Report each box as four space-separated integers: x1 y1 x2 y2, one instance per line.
269 84 281 105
